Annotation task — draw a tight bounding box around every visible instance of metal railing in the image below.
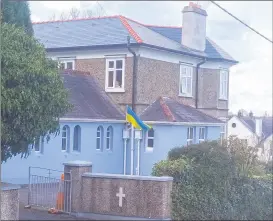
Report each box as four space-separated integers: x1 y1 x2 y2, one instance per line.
28 166 72 213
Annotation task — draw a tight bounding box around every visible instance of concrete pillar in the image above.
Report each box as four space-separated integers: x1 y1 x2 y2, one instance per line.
63 161 92 213
1 184 21 220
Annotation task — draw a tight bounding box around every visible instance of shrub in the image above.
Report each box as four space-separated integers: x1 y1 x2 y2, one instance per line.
153 141 273 220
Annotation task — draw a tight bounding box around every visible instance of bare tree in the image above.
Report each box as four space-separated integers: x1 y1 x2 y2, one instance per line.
59 11 68 21
69 7 81 19
49 13 56 21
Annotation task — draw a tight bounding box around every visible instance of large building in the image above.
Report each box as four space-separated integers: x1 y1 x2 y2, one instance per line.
2 3 236 184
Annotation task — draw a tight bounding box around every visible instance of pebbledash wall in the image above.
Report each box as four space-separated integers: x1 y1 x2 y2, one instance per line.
1 121 125 184
48 46 233 118
1 121 222 184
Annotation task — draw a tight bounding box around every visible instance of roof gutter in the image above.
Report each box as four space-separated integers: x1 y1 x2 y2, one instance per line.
60 118 126 123
195 59 207 109
143 121 225 126
127 36 138 112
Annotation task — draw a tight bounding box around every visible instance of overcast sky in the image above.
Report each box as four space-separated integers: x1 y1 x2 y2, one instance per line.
29 1 272 116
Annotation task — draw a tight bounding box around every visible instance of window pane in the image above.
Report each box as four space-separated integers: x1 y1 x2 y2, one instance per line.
116 60 123 69
108 71 114 87
96 138 101 150
35 138 40 151
188 128 193 139
181 67 187 76
148 139 154 148
181 77 187 93
109 61 114 68
116 70 123 88
199 128 205 139
73 126 80 151
186 77 191 94
67 62 73 69
62 138 66 151
106 138 110 149
148 129 154 137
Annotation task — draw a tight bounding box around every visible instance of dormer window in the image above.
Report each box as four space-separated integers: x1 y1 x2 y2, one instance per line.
58 58 75 70
105 57 125 92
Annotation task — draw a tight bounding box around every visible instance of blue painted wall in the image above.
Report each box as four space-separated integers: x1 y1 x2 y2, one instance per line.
1 121 125 184
2 121 221 184
138 124 221 176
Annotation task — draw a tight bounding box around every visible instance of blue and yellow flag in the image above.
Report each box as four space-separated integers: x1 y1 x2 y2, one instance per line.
126 106 152 131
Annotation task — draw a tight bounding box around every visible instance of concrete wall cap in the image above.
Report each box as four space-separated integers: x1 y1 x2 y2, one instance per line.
1 184 21 191
82 173 173 181
63 160 92 167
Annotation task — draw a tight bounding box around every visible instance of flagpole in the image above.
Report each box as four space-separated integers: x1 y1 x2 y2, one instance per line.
130 124 134 175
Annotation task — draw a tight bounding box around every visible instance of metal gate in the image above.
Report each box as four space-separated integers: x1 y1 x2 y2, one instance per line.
27 166 72 213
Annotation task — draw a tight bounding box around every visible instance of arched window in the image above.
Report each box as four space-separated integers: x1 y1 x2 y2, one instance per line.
106 126 113 150
34 136 44 153
73 125 81 152
96 126 103 150
62 125 70 152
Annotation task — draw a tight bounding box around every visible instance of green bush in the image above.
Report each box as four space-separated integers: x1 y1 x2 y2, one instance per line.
151 157 190 178
152 141 273 220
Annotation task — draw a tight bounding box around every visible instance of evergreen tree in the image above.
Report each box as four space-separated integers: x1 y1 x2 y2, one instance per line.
1 0 33 36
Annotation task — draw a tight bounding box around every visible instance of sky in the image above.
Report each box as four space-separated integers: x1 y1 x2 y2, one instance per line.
29 1 273 116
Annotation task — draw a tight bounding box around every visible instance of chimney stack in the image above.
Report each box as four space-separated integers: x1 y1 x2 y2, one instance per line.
182 2 207 51
255 117 263 138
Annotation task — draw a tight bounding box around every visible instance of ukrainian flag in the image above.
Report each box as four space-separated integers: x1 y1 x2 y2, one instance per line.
126 106 152 131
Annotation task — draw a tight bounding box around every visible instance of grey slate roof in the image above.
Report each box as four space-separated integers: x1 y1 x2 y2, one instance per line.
147 26 235 61
34 16 136 49
61 70 124 120
239 116 273 140
140 97 223 124
33 16 236 63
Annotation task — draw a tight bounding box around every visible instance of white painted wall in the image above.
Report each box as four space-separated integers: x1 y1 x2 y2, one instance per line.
258 135 273 162
46 46 235 70
227 116 258 147
228 116 273 162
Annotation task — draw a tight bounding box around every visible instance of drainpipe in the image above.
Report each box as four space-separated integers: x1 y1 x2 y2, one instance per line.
127 36 137 112
195 59 206 109
127 36 138 175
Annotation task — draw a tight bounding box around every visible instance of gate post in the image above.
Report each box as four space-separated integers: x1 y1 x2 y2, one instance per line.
63 161 92 213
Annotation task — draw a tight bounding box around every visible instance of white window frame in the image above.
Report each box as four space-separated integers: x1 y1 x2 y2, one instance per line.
199 127 206 143
179 64 193 97
73 125 81 152
96 126 103 151
58 58 75 70
34 137 44 154
219 69 228 100
61 125 70 152
106 126 113 150
105 57 125 92
187 127 194 146
146 129 154 152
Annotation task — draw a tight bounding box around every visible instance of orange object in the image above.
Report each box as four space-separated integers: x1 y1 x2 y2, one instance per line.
55 173 64 211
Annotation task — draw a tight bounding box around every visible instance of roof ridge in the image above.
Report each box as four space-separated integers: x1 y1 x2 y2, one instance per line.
32 15 120 25
159 96 176 122
122 16 182 29
118 16 143 43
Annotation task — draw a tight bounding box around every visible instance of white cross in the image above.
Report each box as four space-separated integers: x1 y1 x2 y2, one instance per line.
116 187 125 207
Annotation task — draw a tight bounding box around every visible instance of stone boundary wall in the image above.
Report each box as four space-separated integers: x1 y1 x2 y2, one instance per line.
1 184 20 220
63 161 173 220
